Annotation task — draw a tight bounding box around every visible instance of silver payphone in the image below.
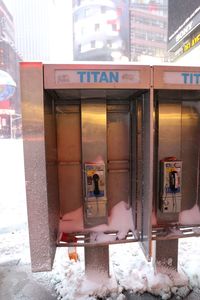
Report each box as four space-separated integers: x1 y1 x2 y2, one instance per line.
160 157 182 213
84 163 107 224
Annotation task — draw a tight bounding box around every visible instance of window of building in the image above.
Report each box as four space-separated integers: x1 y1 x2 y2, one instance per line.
101 6 106 14
112 24 117 31
107 40 112 48
81 27 85 35
74 13 79 22
91 40 96 48
78 44 81 52
84 7 94 17
95 24 100 32
135 32 146 40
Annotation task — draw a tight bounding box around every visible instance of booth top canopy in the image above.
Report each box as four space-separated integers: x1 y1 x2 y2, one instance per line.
43 63 151 90
153 65 200 90
20 62 200 90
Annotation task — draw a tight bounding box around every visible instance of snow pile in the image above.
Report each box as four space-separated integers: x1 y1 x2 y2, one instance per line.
179 204 200 225
0 228 30 265
179 237 200 288
52 247 124 300
52 242 193 300
0 139 26 230
60 201 135 242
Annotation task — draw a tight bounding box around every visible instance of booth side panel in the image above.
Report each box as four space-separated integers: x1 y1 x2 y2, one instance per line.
141 90 153 260
44 92 60 264
20 62 56 272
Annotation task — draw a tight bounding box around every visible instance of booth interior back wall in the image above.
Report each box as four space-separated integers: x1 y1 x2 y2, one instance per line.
56 101 82 215
154 90 200 225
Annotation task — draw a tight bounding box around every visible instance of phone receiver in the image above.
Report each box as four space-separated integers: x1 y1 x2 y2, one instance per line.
93 173 100 196
169 171 178 192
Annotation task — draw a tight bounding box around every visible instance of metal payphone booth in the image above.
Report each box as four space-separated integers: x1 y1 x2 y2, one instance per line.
20 63 153 272
153 66 200 267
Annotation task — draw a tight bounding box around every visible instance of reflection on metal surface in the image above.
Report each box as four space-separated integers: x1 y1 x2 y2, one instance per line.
107 104 131 211
82 111 106 126
56 105 82 215
82 100 107 163
181 102 200 211
159 113 199 120
82 100 108 227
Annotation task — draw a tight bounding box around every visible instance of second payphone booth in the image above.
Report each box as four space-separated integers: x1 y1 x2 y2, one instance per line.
152 66 200 267
20 63 153 273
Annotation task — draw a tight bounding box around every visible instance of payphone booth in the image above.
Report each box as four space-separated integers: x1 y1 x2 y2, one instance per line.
153 66 200 267
20 63 153 273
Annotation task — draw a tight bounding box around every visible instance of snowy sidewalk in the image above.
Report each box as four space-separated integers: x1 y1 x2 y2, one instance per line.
0 228 200 300
0 226 57 299
0 264 57 300
1 139 200 300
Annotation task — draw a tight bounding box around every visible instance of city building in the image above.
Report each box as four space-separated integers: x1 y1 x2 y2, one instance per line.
129 0 168 63
72 0 168 62
73 0 129 61
0 0 56 138
0 0 21 138
168 0 200 64
6 0 52 61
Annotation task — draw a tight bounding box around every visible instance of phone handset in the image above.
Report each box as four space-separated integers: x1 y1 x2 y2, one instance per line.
93 173 100 196
169 170 179 192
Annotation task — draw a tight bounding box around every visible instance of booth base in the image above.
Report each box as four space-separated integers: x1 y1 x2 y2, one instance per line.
155 239 178 270
85 245 110 278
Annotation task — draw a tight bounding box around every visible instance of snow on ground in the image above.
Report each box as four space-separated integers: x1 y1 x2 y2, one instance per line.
0 139 27 230
1 139 200 300
51 239 197 300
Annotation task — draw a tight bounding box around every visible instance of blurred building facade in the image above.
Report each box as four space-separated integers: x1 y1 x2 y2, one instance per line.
72 0 168 62
73 0 129 61
129 0 168 63
0 0 54 138
168 0 200 64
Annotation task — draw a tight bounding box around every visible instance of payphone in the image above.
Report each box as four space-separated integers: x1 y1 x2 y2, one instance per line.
84 163 107 225
20 62 153 272
160 157 182 213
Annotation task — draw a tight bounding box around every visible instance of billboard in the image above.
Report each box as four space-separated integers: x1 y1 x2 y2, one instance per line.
168 0 200 50
168 0 200 38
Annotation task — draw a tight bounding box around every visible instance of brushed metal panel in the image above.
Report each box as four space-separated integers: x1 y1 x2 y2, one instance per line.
136 99 143 234
108 160 129 171
140 91 153 261
107 172 129 212
44 93 59 262
107 111 130 161
59 164 82 215
158 103 181 160
181 101 200 210
44 95 57 162
107 109 130 211
57 110 81 162
85 245 109 278
20 62 57 272
82 100 107 163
